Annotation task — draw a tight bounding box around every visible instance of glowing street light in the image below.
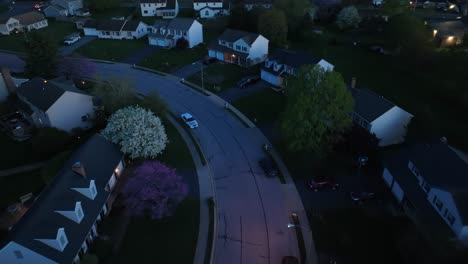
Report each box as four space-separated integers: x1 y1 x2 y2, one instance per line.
449 4 456 9
433 29 438 37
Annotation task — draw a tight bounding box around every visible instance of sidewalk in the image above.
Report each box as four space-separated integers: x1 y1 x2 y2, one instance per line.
166 115 217 264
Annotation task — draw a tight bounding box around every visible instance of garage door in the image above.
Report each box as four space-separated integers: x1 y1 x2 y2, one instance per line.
261 70 279 86
208 50 216 58
216 52 224 61
149 38 158 46
391 181 404 203
158 39 168 47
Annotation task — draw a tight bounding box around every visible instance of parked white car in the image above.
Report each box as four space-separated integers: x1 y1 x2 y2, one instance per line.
64 34 81 45
181 113 198 128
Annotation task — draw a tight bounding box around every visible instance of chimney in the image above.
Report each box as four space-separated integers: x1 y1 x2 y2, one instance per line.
72 162 86 178
351 77 357 89
440 137 448 144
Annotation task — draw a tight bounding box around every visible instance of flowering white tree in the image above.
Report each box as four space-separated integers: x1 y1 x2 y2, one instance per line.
336 6 361 30
102 106 168 159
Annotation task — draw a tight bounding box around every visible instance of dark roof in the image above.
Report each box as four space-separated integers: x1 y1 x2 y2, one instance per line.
0 16 16 24
141 0 166 2
17 77 88 112
84 19 144 32
6 134 123 263
122 20 142 31
167 18 196 31
350 88 395 122
13 11 46 26
82 18 98 28
267 49 319 68
194 0 223 2
160 0 177 9
96 19 125 31
384 141 468 222
218 29 260 46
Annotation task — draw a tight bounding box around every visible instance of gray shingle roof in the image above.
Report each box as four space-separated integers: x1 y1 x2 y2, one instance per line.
267 49 320 68
218 29 260 46
350 88 395 122
13 11 46 26
6 134 123 264
84 19 144 32
384 141 468 222
167 18 196 31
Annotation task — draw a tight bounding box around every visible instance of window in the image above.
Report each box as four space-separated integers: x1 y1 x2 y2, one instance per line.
433 196 443 211
220 40 226 45
205 10 209 16
77 208 83 219
235 45 241 50
144 10 148 14
408 161 420 177
444 208 448 218
447 213 455 225
242 47 247 52
228 43 233 48
421 181 430 193
127 32 132 37
59 235 67 245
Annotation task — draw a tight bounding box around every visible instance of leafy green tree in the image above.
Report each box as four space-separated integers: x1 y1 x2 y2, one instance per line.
24 31 57 78
336 6 361 30
258 9 288 47
140 91 168 116
281 65 354 156
385 14 431 55
86 0 122 10
91 77 138 113
381 0 406 17
274 0 311 32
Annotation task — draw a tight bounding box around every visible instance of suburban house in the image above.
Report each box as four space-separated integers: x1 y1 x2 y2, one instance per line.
431 20 465 47
140 0 179 19
382 139 468 243
44 4 69 17
244 0 273 11
208 29 269 67
260 49 334 88
51 0 84 15
0 134 125 264
148 18 203 48
0 67 28 102
193 0 230 18
16 77 97 132
350 87 413 146
0 16 20 35
82 19 149 40
1 11 48 33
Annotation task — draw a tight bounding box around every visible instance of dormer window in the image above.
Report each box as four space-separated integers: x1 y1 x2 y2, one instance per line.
265 60 272 67
35 228 69 252
55 201 84 223
408 160 421 178
71 180 98 200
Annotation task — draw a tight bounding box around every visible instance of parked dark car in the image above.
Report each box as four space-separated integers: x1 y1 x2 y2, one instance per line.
282 256 299 264
238 75 260 88
307 176 339 191
259 158 278 177
350 192 376 202
203 57 217 65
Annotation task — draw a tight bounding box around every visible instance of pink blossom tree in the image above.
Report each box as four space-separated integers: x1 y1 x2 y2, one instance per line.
122 161 189 219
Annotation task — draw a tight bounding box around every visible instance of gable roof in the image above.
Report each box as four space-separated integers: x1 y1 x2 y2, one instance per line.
267 49 320 68
218 29 261 45
84 19 144 32
45 4 67 12
384 141 468 222
3 134 123 264
13 11 46 26
0 16 18 24
167 18 196 31
350 88 395 122
17 77 88 112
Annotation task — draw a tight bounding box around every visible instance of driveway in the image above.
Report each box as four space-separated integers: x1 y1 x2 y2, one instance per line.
0 53 316 264
218 80 270 103
59 36 97 56
172 59 204 79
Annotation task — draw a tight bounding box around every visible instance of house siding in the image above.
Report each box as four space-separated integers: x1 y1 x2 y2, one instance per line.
187 21 203 48
370 106 413 146
45 92 94 131
247 35 268 65
428 188 465 239
0 17 20 35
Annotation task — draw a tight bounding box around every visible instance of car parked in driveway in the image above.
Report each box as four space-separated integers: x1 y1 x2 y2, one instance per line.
307 176 339 191
350 191 376 202
238 75 260 88
181 112 198 128
203 57 217 65
259 158 278 177
63 33 81 45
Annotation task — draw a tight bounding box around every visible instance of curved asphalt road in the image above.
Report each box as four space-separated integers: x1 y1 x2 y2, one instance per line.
0 54 314 264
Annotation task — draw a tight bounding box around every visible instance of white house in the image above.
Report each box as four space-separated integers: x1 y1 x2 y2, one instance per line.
0 134 125 264
193 0 230 18
83 19 148 40
261 49 334 88
243 0 272 11
382 139 468 244
16 77 97 132
140 0 179 18
0 17 21 35
51 0 84 16
44 4 69 18
208 29 269 67
148 18 203 48
350 88 413 146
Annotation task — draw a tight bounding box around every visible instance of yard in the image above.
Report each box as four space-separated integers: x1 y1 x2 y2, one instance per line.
159 118 195 169
138 44 207 73
187 63 259 92
0 170 44 209
0 133 36 170
0 20 77 52
75 38 148 62
0 6 8 14
91 7 136 19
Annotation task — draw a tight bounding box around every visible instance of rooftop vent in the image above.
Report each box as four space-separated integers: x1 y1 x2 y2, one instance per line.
72 162 86 178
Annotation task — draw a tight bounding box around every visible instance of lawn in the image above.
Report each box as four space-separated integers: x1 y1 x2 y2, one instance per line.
0 133 36 170
0 170 44 209
138 44 207 73
0 20 76 52
158 118 195 169
91 7 136 19
0 6 9 14
232 88 286 124
187 63 259 92
75 38 147 62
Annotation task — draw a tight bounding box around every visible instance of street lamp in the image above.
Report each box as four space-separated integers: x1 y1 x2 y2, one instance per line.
288 223 299 229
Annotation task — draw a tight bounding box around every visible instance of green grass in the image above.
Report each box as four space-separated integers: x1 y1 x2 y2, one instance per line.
75 38 147 62
0 21 76 52
116 198 200 264
0 170 44 209
0 6 9 14
159 118 196 169
0 133 36 170
39 151 72 184
91 7 135 19
232 88 286 124
138 45 207 73
187 63 259 92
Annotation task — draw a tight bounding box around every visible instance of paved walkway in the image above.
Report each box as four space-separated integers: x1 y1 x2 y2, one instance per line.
166 114 216 264
0 161 46 177
122 45 161 65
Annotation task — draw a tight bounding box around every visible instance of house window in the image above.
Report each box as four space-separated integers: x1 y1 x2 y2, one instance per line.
433 196 443 211
127 32 132 37
444 208 448 218
447 213 455 225
144 10 148 14
205 10 209 16
408 161 421 178
235 45 241 50
59 234 67 246
13 251 23 259
242 47 247 52
421 181 430 193
220 40 226 45
228 43 232 48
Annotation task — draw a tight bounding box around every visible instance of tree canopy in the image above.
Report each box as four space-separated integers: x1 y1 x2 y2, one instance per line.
24 31 58 78
86 0 122 10
274 0 311 32
336 6 361 30
91 77 138 113
258 9 288 47
381 0 407 17
102 106 168 159
281 65 354 156
385 13 431 55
